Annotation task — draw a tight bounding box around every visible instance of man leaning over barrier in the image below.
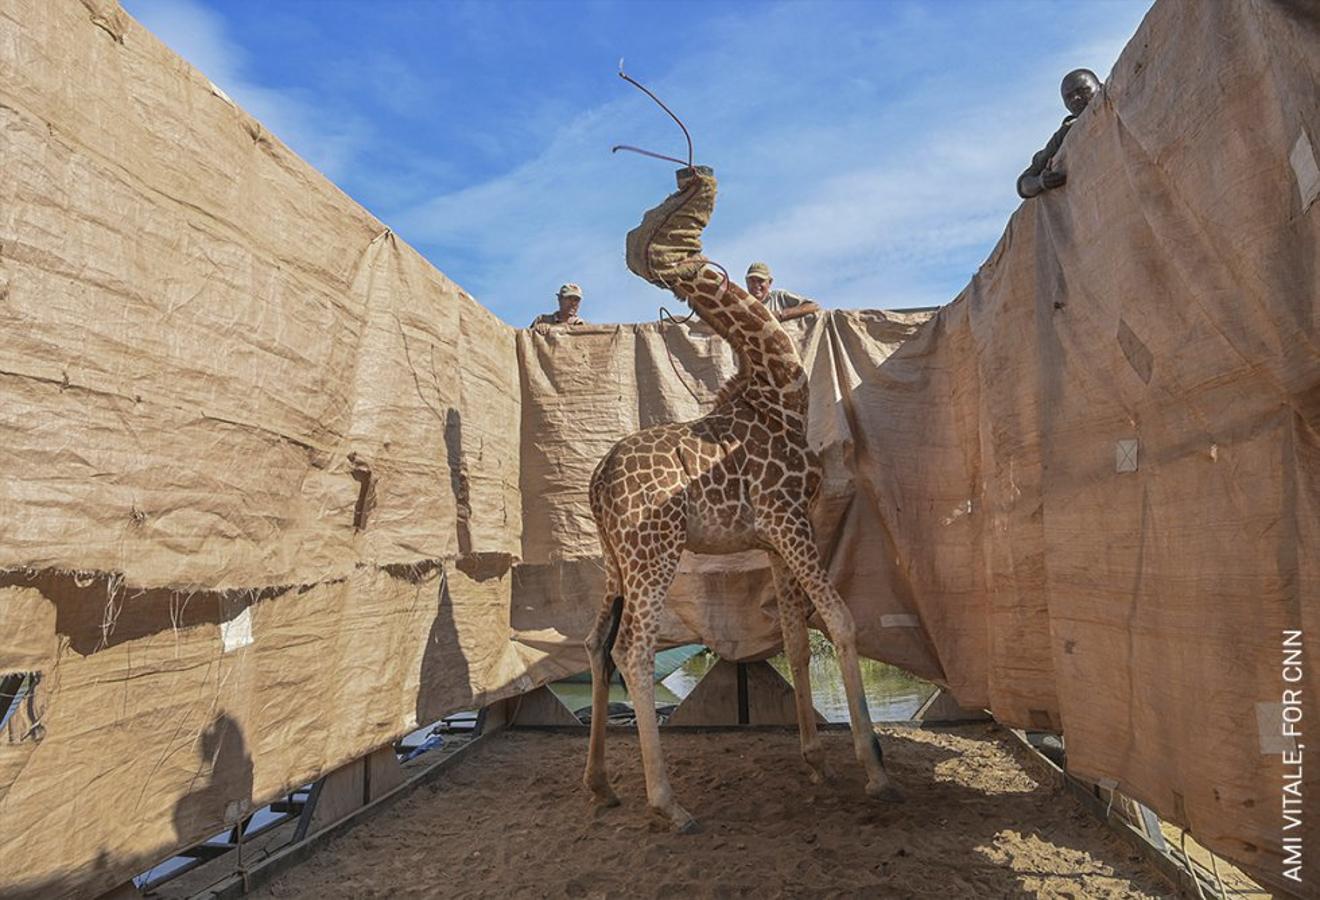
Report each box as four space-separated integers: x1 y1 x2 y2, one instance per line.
531 283 587 328
1016 68 1102 200
744 261 821 322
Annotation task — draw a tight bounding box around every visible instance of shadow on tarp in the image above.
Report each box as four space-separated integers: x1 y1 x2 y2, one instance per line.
410 560 471 728
171 711 254 852
0 568 301 657
444 407 473 557
0 711 257 900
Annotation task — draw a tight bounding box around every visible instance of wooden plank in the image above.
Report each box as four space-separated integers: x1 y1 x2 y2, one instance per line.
913 687 992 724
366 742 406 797
308 744 405 833
507 686 583 727
665 659 824 727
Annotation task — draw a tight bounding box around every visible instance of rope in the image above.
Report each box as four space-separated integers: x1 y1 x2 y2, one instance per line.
659 305 694 326
1180 830 1208 900
1209 850 1227 898
658 306 704 406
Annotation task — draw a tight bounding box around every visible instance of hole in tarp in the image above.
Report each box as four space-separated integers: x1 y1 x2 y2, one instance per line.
349 458 375 532
1 671 42 737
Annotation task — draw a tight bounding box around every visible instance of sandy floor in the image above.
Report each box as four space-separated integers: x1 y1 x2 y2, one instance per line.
255 725 1175 899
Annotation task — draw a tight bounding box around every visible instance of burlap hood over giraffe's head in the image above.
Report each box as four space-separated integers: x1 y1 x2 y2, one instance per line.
625 165 718 289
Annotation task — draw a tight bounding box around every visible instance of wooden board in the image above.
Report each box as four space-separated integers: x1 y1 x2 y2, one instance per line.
666 660 824 727
913 687 992 724
308 744 406 832
507 686 583 727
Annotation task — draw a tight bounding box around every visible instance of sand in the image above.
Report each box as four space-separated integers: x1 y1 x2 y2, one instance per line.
254 725 1175 899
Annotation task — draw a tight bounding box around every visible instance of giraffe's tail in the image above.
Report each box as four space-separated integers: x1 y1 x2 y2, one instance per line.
601 595 625 684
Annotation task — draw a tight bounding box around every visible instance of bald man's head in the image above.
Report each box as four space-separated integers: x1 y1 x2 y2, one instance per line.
1061 69 1101 116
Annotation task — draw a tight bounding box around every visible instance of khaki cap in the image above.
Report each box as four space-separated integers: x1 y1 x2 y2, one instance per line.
745 262 772 281
557 283 583 299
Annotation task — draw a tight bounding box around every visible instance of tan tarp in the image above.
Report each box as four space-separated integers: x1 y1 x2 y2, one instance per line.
0 3 553 897
0 0 1317 897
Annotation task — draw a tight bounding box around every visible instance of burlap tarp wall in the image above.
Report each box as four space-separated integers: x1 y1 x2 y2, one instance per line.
1 0 1317 896
0 3 553 897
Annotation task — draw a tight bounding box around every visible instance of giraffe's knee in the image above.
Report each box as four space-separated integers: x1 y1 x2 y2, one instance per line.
821 608 856 647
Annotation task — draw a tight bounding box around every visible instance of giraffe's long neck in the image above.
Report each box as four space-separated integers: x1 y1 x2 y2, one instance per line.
671 266 807 415
627 167 807 417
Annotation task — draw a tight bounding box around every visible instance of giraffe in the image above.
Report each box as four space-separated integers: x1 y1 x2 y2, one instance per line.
583 166 903 832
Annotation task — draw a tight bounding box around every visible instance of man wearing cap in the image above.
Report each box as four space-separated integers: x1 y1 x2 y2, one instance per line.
531 283 587 327
745 262 821 322
1017 68 1102 199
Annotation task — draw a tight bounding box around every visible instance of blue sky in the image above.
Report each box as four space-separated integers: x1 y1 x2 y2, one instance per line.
121 0 1152 327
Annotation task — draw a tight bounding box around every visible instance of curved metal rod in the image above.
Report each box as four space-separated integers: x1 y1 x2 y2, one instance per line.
611 144 690 167
616 59 694 168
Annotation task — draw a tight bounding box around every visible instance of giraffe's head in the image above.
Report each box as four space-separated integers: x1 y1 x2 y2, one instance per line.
625 166 718 289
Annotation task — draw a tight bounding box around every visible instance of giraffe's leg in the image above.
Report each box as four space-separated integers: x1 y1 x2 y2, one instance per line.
583 562 623 806
613 552 697 832
765 514 902 802
770 554 826 785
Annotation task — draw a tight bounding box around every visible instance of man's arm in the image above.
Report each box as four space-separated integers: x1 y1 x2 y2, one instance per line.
778 301 821 321
1016 120 1072 199
767 290 820 321
1017 168 1066 199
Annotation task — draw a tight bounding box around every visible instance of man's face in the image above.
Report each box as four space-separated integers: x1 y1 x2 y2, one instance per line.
746 275 771 301
1061 72 1099 116
559 294 581 318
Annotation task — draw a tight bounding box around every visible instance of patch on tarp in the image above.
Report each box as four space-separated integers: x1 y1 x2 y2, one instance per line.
1290 131 1320 211
1117 318 1154 384
1115 439 1139 473
1255 701 1298 755
220 606 253 652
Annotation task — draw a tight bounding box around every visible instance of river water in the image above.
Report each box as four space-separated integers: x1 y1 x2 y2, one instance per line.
548 649 935 723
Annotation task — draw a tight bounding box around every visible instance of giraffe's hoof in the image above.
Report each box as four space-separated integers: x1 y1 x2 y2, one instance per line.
586 779 621 807
866 780 905 803
650 803 700 833
807 769 826 786
590 789 621 808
